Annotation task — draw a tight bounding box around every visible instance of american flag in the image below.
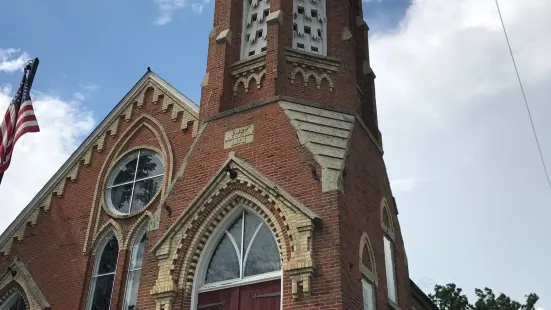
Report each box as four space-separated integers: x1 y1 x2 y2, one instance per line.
0 67 40 177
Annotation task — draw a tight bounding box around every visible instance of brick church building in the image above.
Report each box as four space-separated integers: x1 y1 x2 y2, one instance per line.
0 0 438 309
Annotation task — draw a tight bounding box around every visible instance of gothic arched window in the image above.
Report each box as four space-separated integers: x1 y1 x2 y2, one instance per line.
123 229 147 310
359 232 377 310
0 292 25 310
202 209 280 286
87 234 119 310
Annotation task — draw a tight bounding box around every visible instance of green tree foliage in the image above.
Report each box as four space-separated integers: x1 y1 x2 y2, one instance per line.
428 283 539 310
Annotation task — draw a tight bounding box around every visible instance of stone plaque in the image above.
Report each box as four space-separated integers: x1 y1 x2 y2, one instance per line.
224 124 254 149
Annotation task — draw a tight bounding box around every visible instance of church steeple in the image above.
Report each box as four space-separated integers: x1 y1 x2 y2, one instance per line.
199 0 380 142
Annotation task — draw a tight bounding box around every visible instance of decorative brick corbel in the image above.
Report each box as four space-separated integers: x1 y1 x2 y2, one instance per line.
284 222 315 299
151 282 176 310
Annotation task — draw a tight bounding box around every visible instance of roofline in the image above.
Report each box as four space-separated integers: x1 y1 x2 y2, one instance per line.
151 71 199 114
410 278 439 310
0 70 198 248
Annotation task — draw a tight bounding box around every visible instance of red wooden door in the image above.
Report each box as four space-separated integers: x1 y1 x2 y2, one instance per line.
239 279 281 310
197 280 281 310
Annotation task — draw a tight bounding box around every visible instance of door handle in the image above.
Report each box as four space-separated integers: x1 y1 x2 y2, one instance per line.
198 301 226 309
252 292 281 299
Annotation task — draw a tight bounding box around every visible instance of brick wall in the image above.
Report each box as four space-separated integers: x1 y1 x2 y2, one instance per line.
338 124 412 310
0 89 196 309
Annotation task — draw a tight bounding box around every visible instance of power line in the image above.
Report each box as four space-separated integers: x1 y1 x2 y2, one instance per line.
494 0 551 193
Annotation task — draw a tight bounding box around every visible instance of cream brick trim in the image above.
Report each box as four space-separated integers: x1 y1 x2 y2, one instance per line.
124 211 153 249
173 191 286 290
233 69 266 95
0 70 197 257
89 219 125 254
290 67 334 91
285 47 340 92
150 153 321 307
152 152 320 254
359 232 378 286
380 196 395 241
231 54 266 96
0 260 51 310
84 114 174 253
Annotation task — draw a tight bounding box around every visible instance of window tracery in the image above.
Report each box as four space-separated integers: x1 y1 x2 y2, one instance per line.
201 209 281 287
105 149 164 215
0 293 25 310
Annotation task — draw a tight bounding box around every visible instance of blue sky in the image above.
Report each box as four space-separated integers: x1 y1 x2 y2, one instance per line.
0 0 408 121
2 0 550 308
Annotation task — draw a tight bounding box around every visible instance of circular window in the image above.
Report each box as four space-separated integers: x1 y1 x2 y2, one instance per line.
105 149 164 215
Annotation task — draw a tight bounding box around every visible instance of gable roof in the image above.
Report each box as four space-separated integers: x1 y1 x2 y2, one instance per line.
0 70 199 254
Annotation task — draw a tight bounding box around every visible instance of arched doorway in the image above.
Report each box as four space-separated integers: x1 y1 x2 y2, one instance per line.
193 207 282 310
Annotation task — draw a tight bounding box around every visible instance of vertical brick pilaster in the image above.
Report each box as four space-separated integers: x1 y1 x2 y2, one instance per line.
199 0 241 120
110 249 128 310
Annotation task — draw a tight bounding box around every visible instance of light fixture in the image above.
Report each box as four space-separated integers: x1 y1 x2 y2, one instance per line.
225 166 238 179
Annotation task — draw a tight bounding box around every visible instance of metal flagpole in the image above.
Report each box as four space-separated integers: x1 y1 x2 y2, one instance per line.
0 58 40 186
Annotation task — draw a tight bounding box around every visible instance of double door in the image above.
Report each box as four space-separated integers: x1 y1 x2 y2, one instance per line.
197 279 280 310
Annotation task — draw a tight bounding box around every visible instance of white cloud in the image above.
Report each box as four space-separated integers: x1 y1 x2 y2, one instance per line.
79 84 101 92
0 48 31 73
0 85 95 234
372 0 551 307
73 92 85 101
191 3 204 14
153 0 206 25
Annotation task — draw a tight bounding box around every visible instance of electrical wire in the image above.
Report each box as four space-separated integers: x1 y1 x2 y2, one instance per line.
495 0 551 193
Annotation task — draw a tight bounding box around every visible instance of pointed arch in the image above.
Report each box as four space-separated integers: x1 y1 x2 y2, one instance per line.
380 196 395 240
84 114 174 252
175 190 287 291
0 260 50 310
90 219 124 254
0 283 29 310
86 233 120 310
124 211 153 248
150 153 321 307
359 232 378 286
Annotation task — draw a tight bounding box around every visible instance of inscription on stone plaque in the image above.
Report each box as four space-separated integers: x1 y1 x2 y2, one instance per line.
224 124 254 149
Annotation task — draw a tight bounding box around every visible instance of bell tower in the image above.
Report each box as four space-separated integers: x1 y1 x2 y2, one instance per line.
191 0 413 309
199 0 380 143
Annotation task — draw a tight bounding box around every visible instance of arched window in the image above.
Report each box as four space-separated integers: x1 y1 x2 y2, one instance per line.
203 209 280 286
195 208 282 310
359 233 377 310
87 234 119 310
380 197 397 305
123 230 147 310
0 292 25 310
